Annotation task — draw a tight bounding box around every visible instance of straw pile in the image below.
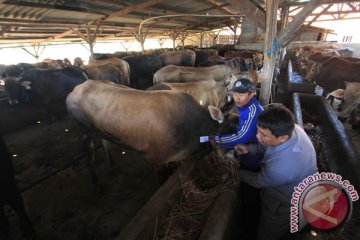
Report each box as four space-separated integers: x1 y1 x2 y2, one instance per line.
304 122 330 172
154 151 239 240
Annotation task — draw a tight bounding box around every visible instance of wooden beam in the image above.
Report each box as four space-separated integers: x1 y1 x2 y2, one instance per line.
278 0 323 48
259 0 279 105
69 27 87 41
228 0 266 30
30 29 74 44
307 4 333 25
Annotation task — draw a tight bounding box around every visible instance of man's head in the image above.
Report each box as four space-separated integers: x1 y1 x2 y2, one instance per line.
230 78 256 107
256 105 295 146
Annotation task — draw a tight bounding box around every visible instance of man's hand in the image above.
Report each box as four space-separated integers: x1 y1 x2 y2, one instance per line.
234 144 250 155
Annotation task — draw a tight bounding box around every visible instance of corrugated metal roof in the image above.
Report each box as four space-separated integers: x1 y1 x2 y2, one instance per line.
0 0 241 44
1 0 358 45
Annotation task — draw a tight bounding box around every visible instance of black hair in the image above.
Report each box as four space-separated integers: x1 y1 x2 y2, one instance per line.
257 105 295 138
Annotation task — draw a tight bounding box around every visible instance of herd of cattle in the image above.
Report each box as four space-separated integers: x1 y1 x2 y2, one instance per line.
287 45 360 129
0 47 263 105
0 47 263 185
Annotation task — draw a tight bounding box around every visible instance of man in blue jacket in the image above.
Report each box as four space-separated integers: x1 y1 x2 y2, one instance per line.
215 77 263 171
235 105 318 240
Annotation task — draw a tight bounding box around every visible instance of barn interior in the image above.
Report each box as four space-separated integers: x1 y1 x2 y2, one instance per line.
1 0 360 240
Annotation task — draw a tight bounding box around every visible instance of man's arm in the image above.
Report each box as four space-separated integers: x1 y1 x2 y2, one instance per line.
234 143 265 155
215 104 258 148
239 160 288 189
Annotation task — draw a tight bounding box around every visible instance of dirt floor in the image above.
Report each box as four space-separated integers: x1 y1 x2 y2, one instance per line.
2 115 160 240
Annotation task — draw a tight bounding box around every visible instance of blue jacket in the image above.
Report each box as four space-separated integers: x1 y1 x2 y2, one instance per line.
215 97 263 149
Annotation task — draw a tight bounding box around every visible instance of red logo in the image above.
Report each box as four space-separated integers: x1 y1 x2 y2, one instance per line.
301 183 350 230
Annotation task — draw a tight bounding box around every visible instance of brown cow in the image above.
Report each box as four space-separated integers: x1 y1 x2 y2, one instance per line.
308 52 360 63
153 64 236 85
224 50 263 67
147 79 230 109
88 58 130 86
304 58 360 92
160 50 196 67
66 80 224 186
84 63 128 85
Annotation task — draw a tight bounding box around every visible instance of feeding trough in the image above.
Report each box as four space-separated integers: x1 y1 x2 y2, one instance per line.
291 93 360 238
280 60 316 104
117 153 239 240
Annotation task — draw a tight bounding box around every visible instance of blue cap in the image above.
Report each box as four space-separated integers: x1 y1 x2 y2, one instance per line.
230 78 255 93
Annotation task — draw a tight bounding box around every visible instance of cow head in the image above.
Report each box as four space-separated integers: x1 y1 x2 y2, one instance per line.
326 89 344 110
3 77 22 105
303 61 320 82
207 104 240 164
3 77 31 105
208 105 238 134
337 82 360 119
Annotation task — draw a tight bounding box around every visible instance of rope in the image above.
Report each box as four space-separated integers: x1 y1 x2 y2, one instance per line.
263 38 280 56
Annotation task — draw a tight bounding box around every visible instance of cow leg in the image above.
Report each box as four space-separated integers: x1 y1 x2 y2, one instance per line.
350 110 360 131
1 185 36 240
43 100 55 123
100 139 114 168
0 205 10 240
8 191 35 240
88 140 103 192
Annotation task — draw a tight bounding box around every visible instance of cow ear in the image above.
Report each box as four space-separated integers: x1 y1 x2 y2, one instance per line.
208 105 224 123
345 81 350 87
20 81 32 90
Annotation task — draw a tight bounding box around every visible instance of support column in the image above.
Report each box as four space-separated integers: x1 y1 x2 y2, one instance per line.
279 6 289 65
178 32 188 49
158 38 166 48
70 21 102 61
198 31 207 48
259 0 279 105
133 28 148 54
22 44 46 62
209 30 221 46
120 40 133 51
169 30 179 51
228 18 241 45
